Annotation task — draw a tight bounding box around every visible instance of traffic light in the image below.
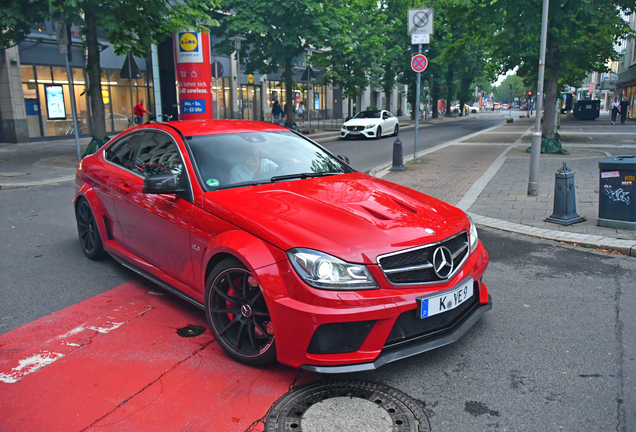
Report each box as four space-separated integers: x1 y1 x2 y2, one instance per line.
528 91 532 97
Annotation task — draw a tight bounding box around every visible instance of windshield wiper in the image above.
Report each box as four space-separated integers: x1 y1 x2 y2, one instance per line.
270 172 341 182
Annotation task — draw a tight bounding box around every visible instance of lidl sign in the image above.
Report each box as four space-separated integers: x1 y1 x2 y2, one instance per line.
176 31 203 63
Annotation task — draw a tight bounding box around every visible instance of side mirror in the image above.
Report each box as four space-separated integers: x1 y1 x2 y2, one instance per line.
142 173 185 194
338 155 350 164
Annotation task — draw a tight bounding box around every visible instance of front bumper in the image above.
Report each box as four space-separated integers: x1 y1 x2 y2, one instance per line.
302 295 492 373
341 127 376 138
256 242 490 371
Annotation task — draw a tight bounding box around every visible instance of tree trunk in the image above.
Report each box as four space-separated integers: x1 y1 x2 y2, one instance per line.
348 97 352 119
84 6 107 140
445 66 454 117
542 42 560 140
542 73 559 140
283 57 294 128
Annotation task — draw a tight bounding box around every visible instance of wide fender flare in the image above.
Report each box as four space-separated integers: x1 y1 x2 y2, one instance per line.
200 230 287 292
74 184 110 243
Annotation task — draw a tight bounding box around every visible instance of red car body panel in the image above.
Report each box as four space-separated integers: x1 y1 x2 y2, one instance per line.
74 120 491 371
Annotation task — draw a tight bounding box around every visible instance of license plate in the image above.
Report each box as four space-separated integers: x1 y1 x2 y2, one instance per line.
350 130 360 135
418 278 473 319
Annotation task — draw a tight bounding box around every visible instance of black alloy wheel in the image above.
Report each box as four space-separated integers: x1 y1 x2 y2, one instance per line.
393 125 399 136
376 126 382 139
75 198 105 260
205 258 276 366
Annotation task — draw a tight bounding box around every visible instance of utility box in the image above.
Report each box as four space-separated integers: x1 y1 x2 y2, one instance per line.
573 100 600 120
598 155 636 230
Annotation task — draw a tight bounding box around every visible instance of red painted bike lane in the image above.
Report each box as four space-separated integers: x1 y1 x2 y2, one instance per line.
0 280 316 431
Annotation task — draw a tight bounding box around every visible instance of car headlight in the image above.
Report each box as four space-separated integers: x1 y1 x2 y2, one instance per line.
287 248 378 290
468 215 479 253
364 124 375 129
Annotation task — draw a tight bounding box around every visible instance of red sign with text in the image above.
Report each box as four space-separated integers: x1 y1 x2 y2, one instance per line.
174 31 213 120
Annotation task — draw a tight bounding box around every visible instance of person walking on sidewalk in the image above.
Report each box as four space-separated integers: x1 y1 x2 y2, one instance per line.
611 98 620 125
134 99 150 125
619 96 629 124
297 102 305 127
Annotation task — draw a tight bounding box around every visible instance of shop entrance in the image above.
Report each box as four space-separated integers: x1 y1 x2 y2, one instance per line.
239 85 262 121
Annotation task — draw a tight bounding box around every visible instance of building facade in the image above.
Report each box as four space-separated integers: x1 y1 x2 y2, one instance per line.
1 24 407 143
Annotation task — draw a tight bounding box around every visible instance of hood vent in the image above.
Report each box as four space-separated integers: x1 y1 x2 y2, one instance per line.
390 198 418 214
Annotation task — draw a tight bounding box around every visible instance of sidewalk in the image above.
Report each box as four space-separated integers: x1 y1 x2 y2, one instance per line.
2 111 635 256
374 111 636 256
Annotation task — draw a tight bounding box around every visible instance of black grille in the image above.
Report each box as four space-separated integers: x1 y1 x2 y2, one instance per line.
378 232 469 285
346 126 364 131
384 282 479 348
307 320 376 354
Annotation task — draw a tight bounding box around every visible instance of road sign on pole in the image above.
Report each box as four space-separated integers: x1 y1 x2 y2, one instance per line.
411 54 428 73
408 8 434 35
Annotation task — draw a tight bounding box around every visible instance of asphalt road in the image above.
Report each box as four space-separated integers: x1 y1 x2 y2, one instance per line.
320 111 509 173
2 112 635 430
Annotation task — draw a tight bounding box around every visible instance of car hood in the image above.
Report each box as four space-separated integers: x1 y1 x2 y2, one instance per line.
202 173 468 264
343 118 381 127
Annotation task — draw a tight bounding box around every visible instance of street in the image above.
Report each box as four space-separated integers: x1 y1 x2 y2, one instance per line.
2 112 635 431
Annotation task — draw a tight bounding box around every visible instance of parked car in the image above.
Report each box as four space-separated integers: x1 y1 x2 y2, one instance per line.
341 110 399 139
470 103 480 113
74 120 491 372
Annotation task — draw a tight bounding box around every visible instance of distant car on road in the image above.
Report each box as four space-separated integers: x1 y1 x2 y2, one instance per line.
341 110 399 139
74 119 492 372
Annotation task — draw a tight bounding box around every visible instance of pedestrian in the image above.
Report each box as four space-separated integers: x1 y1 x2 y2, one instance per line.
619 96 629 124
611 97 620 125
271 100 282 124
134 99 150 125
297 102 305 127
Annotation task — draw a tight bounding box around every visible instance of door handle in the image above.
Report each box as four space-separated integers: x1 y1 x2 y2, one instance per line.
118 182 130 194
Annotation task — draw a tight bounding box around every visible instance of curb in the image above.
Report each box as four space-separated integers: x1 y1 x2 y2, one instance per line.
368 122 636 258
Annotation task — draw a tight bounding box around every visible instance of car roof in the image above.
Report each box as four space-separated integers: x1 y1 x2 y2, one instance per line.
145 120 289 137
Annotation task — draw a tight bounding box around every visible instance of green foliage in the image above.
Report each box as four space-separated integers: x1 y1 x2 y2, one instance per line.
312 0 386 103
1 0 50 48
493 74 531 102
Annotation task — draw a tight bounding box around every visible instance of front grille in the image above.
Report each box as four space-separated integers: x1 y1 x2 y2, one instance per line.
378 232 469 285
346 126 364 131
384 282 479 348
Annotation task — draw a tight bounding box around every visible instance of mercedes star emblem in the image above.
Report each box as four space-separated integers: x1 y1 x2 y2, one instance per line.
432 246 454 279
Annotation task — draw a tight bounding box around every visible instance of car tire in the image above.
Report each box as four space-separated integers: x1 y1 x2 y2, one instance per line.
376 126 382 139
392 125 399 136
75 198 105 260
205 258 276 366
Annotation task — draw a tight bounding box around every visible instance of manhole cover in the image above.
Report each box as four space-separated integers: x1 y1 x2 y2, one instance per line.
265 380 430 432
176 324 206 337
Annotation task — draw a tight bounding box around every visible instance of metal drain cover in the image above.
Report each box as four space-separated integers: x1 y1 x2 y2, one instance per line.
176 324 206 337
265 380 430 432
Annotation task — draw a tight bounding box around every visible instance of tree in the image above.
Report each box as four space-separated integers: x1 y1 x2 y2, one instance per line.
493 74 531 103
488 0 635 139
216 0 344 127
2 0 216 140
1 1 50 48
312 0 386 118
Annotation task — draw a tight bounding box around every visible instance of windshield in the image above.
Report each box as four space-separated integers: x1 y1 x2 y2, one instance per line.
187 131 352 190
353 110 381 119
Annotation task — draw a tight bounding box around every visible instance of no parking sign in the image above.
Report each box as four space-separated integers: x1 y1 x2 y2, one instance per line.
411 54 428 73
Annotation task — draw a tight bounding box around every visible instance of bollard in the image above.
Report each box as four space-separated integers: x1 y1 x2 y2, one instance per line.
390 139 406 171
544 162 586 225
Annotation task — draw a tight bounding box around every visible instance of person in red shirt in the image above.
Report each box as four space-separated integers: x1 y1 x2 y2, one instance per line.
134 99 150 125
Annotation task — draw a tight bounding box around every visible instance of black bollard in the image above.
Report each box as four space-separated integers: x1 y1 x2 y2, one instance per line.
544 162 586 225
390 139 406 171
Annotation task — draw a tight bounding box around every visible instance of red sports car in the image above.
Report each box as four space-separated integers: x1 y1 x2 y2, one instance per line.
74 120 491 373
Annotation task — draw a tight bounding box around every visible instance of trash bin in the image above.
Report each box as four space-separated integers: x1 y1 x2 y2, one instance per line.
573 100 600 120
598 155 636 230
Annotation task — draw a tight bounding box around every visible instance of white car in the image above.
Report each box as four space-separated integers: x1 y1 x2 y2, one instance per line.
341 109 399 139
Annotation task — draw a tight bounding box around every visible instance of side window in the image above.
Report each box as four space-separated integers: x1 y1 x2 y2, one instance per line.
105 133 143 170
132 132 185 181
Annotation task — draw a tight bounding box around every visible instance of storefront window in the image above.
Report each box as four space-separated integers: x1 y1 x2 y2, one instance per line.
52 67 68 83
21 65 35 82
36 66 52 83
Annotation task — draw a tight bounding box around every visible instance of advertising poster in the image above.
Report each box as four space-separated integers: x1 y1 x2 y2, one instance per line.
174 31 213 120
45 85 66 120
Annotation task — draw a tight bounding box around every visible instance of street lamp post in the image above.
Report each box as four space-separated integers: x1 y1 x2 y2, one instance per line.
527 0 550 196
229 36 246 119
